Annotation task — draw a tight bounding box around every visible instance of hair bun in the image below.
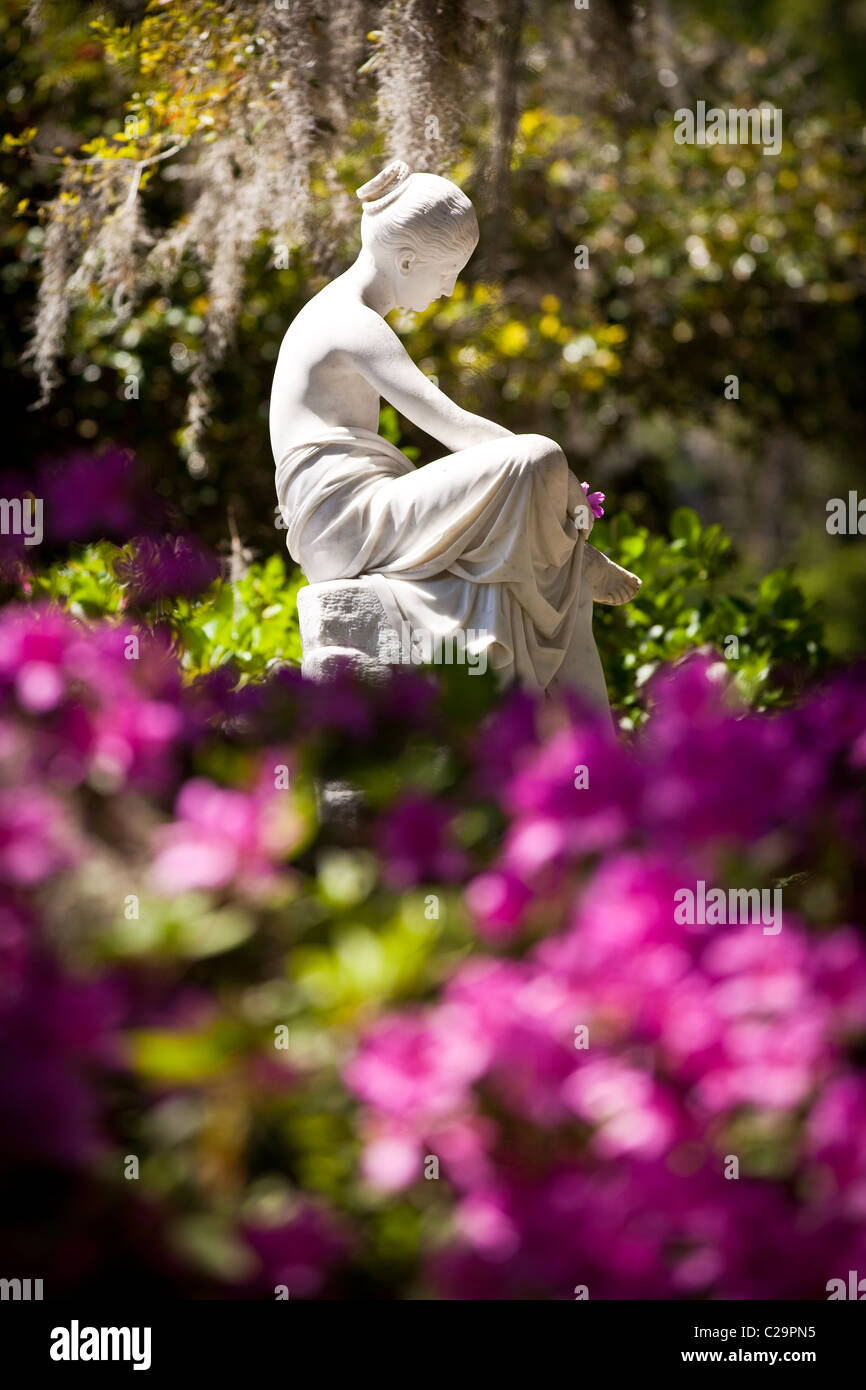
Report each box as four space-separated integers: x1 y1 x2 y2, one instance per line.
356 160 412 214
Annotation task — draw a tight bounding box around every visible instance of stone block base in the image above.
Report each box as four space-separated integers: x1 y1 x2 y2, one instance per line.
297 579 395 683
297 573 610 719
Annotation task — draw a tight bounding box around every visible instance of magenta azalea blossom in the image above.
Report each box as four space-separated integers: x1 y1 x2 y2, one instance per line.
114 535 219 605
344 1007 490 1124
242 1204 349 1298
377 792 467 888
151 770 301 896
1 593 865 1300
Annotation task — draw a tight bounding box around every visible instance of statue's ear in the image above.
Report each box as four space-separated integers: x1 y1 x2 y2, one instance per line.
395 247 416 278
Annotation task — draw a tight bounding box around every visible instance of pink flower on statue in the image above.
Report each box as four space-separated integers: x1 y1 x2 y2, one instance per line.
581 481 605 518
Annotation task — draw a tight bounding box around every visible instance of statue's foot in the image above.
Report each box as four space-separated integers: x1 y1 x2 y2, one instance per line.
583 542 641 605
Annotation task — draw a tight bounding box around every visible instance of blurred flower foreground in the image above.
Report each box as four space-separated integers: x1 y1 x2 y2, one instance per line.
2 598 865 1301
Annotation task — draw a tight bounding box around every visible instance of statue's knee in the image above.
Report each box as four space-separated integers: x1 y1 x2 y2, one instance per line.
517 433 566 481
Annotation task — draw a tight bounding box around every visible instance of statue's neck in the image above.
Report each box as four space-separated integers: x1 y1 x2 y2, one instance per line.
344 248 395 316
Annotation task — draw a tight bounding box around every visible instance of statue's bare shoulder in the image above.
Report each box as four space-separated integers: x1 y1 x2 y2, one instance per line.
270 160 514 456
270 281 388 450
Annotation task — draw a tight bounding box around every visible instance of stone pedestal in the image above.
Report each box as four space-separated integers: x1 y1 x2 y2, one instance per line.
297 572 611 719
297 579 395 682
297 570 612 823
297 580 394 827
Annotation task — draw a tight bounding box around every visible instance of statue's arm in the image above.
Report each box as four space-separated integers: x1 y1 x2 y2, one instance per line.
343 309 512 453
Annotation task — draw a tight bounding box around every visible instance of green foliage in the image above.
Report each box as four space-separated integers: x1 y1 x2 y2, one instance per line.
24 509 826 716
28 541 304 677
596 507 827 723
175 554 304 676
4 1 864 662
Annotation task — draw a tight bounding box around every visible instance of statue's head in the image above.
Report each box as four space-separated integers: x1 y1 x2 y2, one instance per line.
356 161 479 311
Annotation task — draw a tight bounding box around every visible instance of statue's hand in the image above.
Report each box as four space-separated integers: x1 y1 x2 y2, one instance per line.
567 471 594 536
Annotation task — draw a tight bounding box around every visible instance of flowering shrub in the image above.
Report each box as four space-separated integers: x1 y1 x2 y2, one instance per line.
594 508 827 722
4 497 825 716
1 592 863 1299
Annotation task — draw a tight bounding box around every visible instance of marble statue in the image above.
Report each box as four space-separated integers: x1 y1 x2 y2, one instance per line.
270 160 640 715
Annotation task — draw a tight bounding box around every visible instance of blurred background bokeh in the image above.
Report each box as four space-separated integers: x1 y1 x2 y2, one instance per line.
3 0 866 646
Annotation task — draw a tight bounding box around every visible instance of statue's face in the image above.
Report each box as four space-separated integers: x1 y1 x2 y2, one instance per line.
392 246 469 312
